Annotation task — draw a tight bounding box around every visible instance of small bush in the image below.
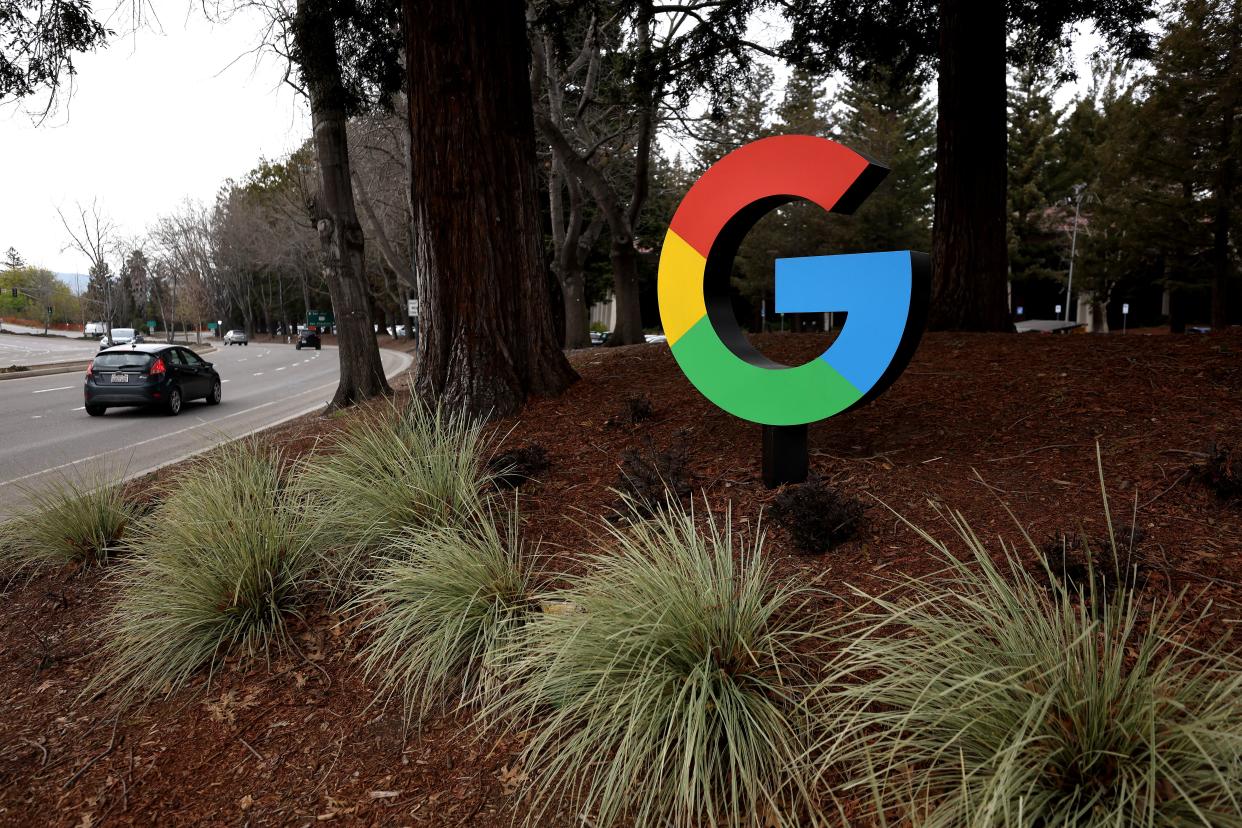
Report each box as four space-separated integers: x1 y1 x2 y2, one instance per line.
300 401 495 596
488 444 549 488
816 500 1242 826
623 394 654 424
354 500 537 725
89 442 314 705
493 502 824 828
768 475 864 554
1037 523 1150 605
615 432 694 515
1197 441 1242 501
1 474 138 573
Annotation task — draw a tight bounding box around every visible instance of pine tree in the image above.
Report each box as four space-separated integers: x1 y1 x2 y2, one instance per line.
833 71 935 254
1008 68 1067 290
2 247 24 271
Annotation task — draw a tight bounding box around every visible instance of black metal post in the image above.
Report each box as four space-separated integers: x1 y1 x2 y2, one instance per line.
762 424 808 488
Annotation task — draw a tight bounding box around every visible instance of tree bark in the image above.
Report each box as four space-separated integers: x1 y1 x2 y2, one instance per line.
405 0 577 418
929 0 1012 331
295 0 392 408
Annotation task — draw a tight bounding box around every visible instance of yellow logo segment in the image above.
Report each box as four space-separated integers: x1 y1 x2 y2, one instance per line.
656 229 707 347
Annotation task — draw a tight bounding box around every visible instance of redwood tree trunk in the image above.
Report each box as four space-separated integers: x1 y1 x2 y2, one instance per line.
1210 8 1238 331
929 0 1012 331
405 0 577 418
296 0 391 408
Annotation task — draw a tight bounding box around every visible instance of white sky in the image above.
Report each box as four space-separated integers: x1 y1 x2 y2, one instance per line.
0 5 311 282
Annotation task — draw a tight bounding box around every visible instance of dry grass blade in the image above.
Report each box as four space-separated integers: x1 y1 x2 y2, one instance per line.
354 498 537 726
298 399 497 598
490 499 828 828
88 440 315 706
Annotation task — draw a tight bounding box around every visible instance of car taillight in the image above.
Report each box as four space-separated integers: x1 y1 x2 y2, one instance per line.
150 357 166 376
86 360 94 377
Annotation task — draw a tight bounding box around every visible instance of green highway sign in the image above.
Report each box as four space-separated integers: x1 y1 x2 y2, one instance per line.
307 310 334 326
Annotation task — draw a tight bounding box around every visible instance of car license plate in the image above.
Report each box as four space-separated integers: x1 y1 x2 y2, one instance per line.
110 373 129 383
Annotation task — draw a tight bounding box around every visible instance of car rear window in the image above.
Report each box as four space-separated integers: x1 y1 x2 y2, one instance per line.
94 353 154 369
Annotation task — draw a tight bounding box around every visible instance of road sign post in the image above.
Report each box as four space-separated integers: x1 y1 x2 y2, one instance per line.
1122 303 1130 334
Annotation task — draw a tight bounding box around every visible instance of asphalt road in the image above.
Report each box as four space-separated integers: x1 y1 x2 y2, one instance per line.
0 325 100 366
0 342 413 517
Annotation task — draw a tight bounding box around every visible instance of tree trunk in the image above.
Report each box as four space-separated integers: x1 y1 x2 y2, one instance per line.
610 240 644 344
405 0 577 418
929 0 1011 331
295 0 391 408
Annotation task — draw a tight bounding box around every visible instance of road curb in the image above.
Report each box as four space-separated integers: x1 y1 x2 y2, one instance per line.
0 344 218 382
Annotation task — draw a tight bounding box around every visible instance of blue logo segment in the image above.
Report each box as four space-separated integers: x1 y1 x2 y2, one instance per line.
774 250 915 393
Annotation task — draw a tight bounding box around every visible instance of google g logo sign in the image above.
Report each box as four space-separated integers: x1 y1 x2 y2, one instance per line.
658 135 930 426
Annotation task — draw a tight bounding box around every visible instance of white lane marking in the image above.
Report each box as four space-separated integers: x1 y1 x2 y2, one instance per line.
72 406 85 411
0 347 411 491
276 366 285 371
238 358 247 362
32 385 74 394
253 372 263 376
31 415 42 419
221 379 231 383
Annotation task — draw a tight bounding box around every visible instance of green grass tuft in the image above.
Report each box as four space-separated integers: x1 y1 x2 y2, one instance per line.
89 441 314 706
1 473 139 574
354 499 537 726
816 495 1242 826
492 501 825 828
299 400 496 597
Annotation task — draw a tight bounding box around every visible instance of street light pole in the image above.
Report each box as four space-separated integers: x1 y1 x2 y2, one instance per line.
1065 183 1087 322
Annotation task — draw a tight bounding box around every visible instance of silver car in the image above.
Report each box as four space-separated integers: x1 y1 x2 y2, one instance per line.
223 329 249 346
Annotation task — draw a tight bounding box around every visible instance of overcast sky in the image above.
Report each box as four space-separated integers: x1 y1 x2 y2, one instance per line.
0 6 310 282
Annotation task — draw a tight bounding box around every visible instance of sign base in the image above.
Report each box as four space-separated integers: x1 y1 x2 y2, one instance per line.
762 424 808 489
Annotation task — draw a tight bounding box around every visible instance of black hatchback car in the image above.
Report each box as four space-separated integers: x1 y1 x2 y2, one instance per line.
84 344 222 417
296 329 322 350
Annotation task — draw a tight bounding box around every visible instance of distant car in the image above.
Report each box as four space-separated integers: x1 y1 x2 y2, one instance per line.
296 329 322 350
98 327 140 349
590 331 610 346
84 322 106 338
84 343 221 417
223 329 249 346
644 333 668 344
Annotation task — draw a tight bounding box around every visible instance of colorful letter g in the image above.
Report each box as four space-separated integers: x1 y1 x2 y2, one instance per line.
658 135 930 426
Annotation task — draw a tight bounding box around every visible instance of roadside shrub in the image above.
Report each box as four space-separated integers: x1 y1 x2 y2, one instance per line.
623 393 654 424
488 444 549 488
301 401 495 596
615 432 694 515
1 474 138 573
89 441 314 705
1037 522 1151 607
815 500 1242 827
354 500 537 725
493 502 824 828
769 475 864 554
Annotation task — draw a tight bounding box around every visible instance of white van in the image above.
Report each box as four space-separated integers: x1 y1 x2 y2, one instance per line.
85 322 106 337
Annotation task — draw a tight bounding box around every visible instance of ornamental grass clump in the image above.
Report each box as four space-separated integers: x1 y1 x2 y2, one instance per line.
493 502 825 828
90 441 314 705
301 401 496 595
1 473 138 574
354 500 537 725
816 490 1242 826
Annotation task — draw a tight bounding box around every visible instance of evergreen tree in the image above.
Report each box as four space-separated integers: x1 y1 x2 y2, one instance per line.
2 247 24 270
1008 68 1067 292
833 72 936 255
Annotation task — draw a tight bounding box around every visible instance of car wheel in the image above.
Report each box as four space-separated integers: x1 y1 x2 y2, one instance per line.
165 387 182 416
206 378 222 406
85 404 106 417
295 343 302 350
315 344 321 350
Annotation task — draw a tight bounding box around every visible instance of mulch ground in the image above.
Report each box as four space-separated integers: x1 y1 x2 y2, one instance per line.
2 330 1241 827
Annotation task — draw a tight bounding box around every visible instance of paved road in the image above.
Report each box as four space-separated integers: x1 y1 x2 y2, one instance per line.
0 343 413 517
0 326 100 366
